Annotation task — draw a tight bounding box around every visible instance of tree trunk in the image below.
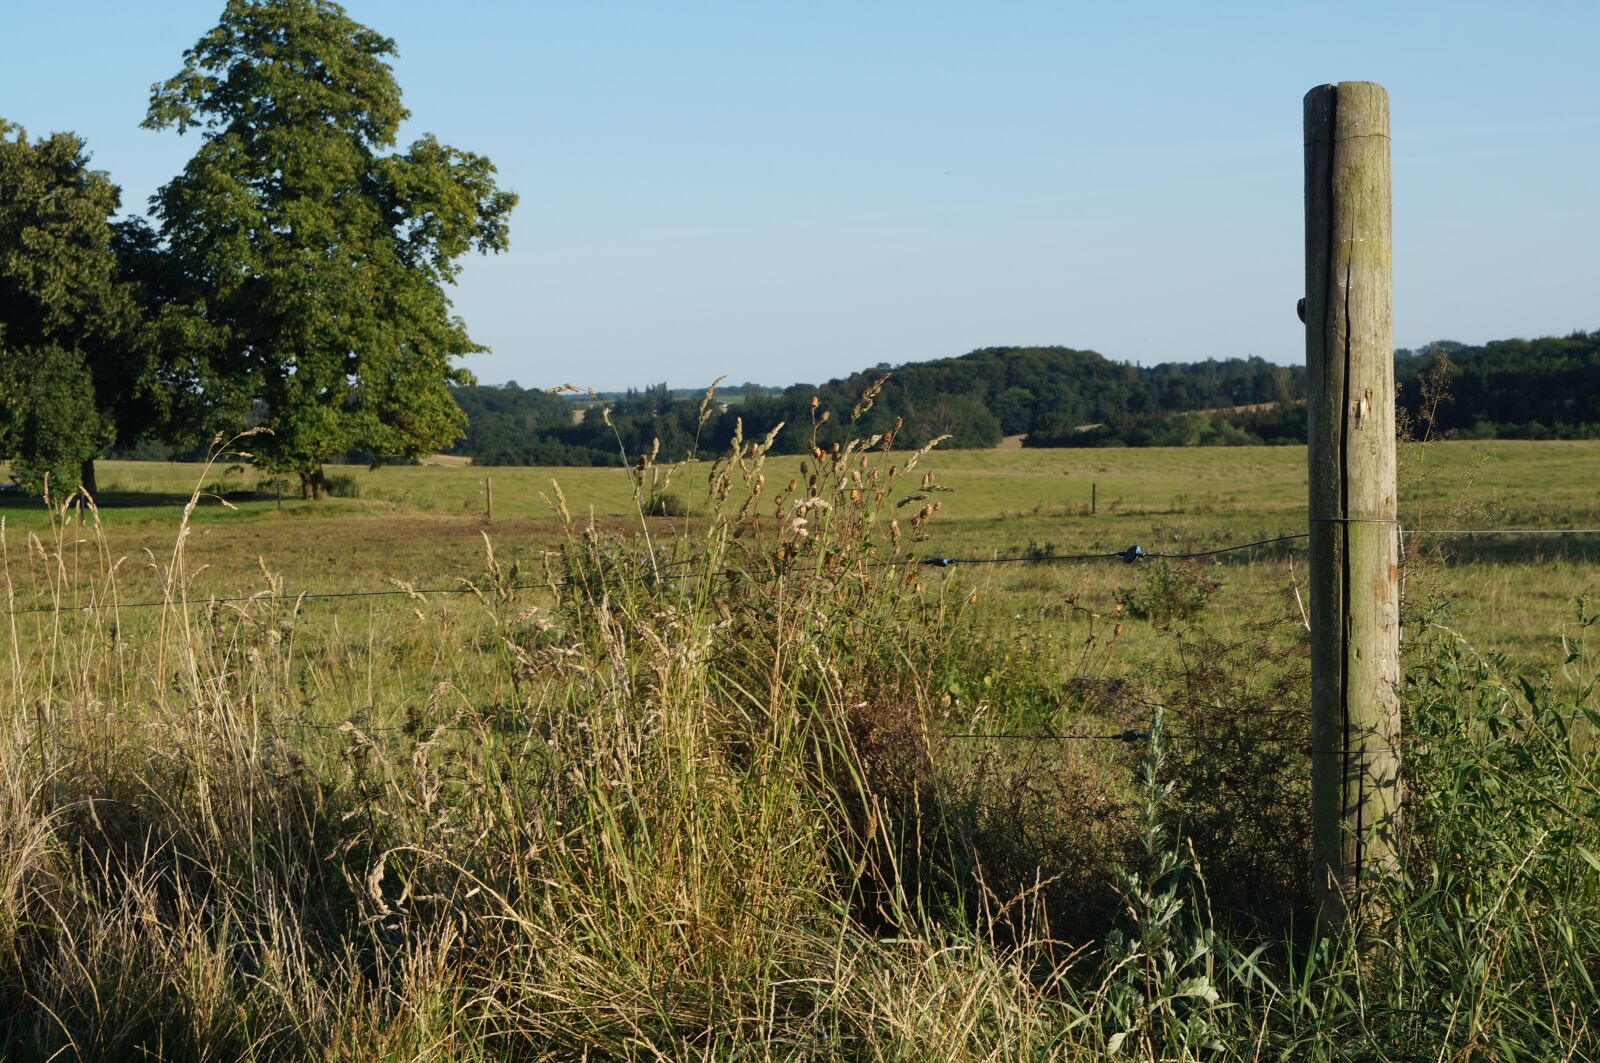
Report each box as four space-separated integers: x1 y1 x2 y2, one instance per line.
299 466 328 500
298 467 330 500
79 458 98 502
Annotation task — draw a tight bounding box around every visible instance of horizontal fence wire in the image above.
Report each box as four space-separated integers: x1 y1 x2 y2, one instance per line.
940 728 1151 742
25 707 1594 762
3 526 1597 619
1403 528 1600 537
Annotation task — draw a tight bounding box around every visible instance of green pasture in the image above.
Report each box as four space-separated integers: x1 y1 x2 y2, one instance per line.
5 441 1600 1060
4 440 1598 670
6 437 1595 534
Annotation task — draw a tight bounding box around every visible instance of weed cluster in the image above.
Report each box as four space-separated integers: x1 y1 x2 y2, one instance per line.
1113 559 1221 624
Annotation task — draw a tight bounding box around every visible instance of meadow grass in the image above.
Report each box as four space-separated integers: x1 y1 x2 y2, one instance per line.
4 439 1596 671
2 439 1598 1059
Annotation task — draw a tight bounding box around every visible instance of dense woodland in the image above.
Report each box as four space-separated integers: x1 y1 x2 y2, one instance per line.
448 331 1600 466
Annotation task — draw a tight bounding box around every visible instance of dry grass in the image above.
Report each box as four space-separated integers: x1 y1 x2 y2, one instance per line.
2 429 1598 1060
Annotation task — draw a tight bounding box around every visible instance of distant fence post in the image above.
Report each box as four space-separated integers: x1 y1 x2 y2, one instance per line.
1091 482 1097 515
486 476 494 522
1304 81 1401 932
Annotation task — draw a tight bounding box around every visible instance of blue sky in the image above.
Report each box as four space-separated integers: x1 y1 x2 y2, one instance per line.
3 1 1595 389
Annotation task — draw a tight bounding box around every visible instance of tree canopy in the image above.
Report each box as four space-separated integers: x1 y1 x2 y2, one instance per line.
144 0 516 496
0 121 148 496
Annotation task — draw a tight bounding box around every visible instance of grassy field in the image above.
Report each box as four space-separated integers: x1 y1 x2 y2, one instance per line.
2 440 1598 1059
5 439 1598 664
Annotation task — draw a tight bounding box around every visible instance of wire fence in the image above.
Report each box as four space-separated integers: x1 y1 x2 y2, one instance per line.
6 523 1597 751
32 708 1585 759
4 525 1598 620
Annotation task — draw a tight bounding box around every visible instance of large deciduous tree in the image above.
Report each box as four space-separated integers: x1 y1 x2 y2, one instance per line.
145 0 517 498
0 121 147 498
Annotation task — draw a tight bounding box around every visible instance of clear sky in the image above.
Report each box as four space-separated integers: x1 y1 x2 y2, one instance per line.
3 1 1596 390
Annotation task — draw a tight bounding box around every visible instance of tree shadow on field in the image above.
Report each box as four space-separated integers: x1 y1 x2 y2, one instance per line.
1416 535 1600 567
0 488 221 515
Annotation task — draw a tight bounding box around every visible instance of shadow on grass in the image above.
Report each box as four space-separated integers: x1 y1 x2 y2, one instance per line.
1190 537 1600 567
0 488 238 514
1416 535 1600 566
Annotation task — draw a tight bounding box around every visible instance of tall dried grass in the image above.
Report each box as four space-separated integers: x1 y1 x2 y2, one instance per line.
2 411 1598 1061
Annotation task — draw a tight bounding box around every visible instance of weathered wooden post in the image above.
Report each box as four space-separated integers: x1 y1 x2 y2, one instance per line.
1303 82 1401 931
486 476 494 522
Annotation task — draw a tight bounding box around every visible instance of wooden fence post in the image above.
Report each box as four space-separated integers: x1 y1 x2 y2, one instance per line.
486 476 494 523
1304 82 1401 931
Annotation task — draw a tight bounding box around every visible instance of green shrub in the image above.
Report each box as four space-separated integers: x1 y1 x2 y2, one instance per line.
1115 558 1221 622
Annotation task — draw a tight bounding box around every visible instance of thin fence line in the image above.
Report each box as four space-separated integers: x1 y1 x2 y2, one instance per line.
4 525 1597 619
940 728 1150 743
0 582 550 619
914 534 1310 569
1403 528 1600 536
26 711 1597 757
0 559 703 619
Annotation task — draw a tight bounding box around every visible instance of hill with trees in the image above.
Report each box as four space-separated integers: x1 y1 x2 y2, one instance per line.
437 331 1596 465
445 348 1310 466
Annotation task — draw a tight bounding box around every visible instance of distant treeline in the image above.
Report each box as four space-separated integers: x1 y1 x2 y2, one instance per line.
110 331 1600 466
1060 332 1600 448
450 347 1307 465
445 332 1600 465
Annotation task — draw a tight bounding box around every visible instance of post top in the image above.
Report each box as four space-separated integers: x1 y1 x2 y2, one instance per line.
1304 81 1389 103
